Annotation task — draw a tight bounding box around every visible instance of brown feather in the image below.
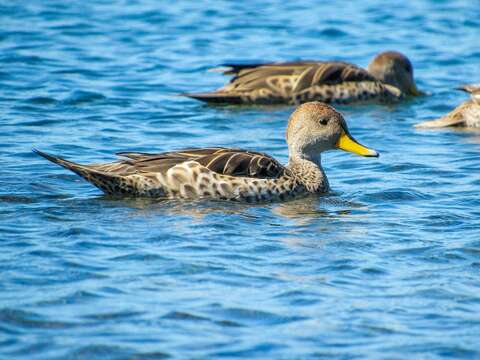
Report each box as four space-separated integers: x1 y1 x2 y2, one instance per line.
112 148 286 179
218 61 318 75
226 61 375 92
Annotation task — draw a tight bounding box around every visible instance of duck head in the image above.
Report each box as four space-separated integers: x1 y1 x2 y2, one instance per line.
367 51 421 96
286 102 379 161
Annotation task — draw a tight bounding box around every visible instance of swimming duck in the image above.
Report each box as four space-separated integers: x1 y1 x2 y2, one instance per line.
183 51 421 105
34 102 378 202
415 84 480 128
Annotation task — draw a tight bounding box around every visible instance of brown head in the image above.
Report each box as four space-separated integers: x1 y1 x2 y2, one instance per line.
286 102 379 161
367 51 421 96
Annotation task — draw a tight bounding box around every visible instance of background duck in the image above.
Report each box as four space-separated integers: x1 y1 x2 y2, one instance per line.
182 51 421 105
415 84 480 128
35 102 378 202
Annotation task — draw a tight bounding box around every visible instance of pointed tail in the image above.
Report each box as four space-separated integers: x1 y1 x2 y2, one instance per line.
33 149 127 195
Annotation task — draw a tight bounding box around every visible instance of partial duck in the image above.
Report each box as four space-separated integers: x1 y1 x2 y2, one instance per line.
183 51 421 105
415 84 480 128
35 102 378 202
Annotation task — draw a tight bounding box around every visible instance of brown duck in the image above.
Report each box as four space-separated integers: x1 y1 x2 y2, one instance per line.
415 84 480 128
183 51 421 105
34 102 378 202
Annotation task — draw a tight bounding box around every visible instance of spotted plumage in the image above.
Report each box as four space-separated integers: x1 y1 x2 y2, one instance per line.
182 51 421 105
415 84 480 128
35 102 379 202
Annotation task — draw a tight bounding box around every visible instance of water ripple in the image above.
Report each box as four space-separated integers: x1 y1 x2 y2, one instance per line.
1 0 480 358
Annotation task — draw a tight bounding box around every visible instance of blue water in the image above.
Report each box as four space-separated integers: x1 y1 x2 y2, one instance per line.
1 0 480 358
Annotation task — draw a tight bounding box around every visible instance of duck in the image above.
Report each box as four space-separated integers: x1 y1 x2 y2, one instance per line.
182 51 421 105
415 84 480 128
34 102 378 202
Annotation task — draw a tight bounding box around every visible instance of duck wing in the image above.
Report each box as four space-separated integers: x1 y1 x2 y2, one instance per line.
116 147 286 179
228 61 375 90
213 61 318 75
183 61 376 103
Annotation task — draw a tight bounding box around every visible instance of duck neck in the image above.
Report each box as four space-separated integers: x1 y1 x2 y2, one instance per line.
287 149 329 193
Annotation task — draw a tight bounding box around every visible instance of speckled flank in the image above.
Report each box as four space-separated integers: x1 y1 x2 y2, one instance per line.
161 162 305 202
138 161 297 201
235 81 402 105
292 81 402 105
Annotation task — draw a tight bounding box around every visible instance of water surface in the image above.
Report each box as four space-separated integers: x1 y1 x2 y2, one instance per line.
1 0 480 358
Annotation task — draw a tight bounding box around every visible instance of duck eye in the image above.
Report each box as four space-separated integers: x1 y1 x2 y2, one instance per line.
405 63 412 73
319 118 329 126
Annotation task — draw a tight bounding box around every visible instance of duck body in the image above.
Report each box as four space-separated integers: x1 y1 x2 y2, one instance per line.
415 84 480 128
35 147 315 202
183 51 420 105
35 102 378 202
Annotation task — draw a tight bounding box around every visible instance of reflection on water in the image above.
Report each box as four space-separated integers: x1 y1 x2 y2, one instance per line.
1 0 480 358
98 192 364 226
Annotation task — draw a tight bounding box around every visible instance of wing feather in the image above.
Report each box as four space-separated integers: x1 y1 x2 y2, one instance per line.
195 151 285 178
224 61 376 94
216 61 317 75
95 148 285 179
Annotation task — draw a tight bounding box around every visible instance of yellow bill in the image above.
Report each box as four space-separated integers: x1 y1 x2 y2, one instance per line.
336 130 379 157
